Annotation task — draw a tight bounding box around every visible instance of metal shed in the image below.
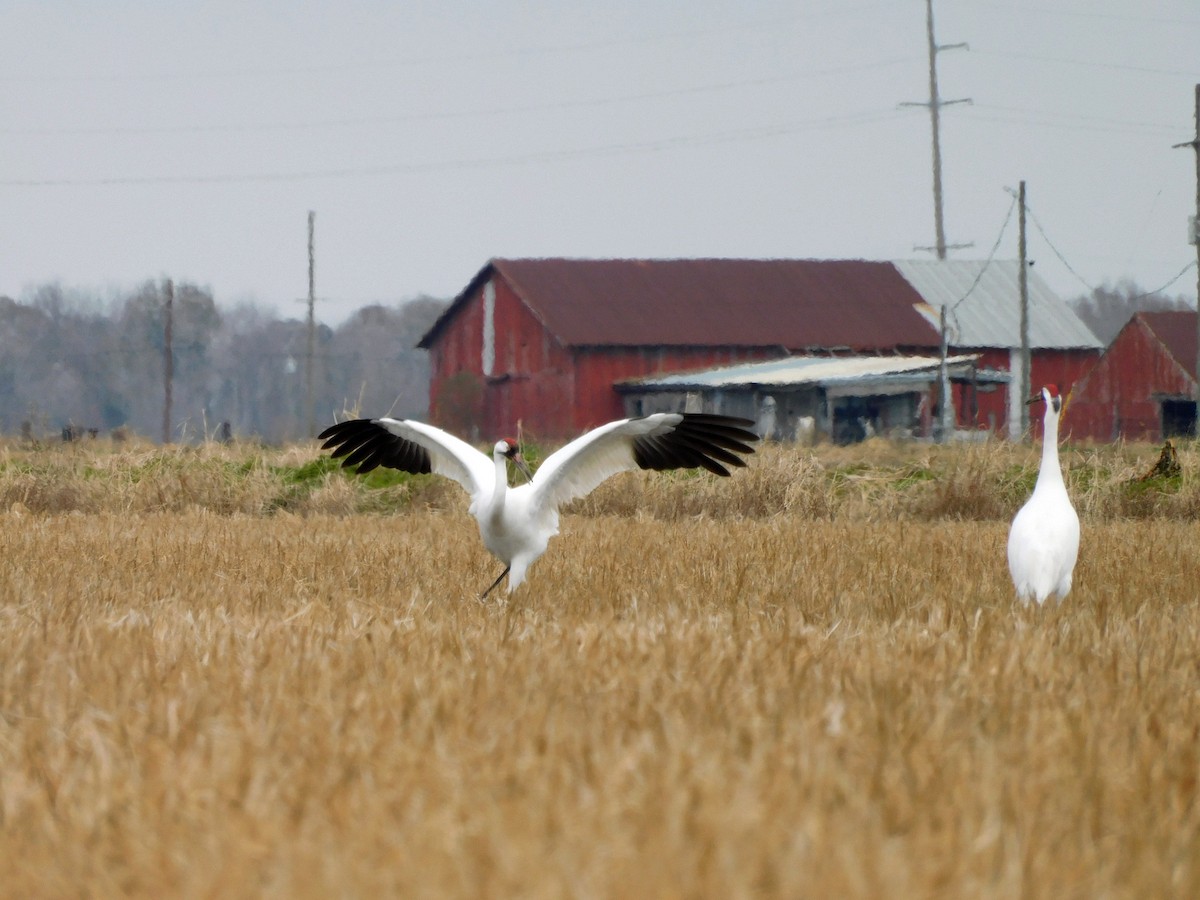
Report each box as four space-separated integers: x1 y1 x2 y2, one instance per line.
616 354 1000 444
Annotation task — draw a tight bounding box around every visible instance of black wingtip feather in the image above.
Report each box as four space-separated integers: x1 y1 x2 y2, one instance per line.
317 418 433 475
631 413 758 477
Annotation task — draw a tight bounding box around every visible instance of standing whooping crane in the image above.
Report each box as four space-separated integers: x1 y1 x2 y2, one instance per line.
1007 384 1080 604
318 413 759 597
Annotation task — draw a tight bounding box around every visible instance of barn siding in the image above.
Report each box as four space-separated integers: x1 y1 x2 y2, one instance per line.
481 277 575 438
427 274 569 439
1030 349 1102 439
427 280 486 439
942 347 1100 438
1067 317 1195 442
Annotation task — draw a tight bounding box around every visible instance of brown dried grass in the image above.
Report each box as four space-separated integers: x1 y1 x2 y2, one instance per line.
4 435 1200 523
0 437 1198 897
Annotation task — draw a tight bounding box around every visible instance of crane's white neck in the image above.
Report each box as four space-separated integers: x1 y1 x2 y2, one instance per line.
1035 404 1065 492
487 448 509 517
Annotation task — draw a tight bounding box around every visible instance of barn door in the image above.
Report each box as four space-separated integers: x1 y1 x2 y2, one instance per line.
1161 399 1197 438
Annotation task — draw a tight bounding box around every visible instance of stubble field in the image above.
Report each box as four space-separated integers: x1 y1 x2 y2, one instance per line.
0 437 1198 898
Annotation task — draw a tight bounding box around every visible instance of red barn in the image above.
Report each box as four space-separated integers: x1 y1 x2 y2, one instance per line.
418 258 940 440
1066 310 1198 441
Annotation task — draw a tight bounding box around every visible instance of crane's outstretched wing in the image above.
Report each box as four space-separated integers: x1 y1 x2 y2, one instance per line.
529 413 757 513
318 417 494 501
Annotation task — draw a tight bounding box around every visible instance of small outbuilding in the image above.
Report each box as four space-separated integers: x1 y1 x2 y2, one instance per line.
1066 310 1198 441
616 353 998 444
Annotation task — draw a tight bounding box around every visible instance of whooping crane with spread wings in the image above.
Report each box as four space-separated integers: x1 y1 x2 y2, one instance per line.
319 413 758 596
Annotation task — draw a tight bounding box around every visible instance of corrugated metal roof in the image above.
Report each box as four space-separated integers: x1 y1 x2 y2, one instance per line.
894 259 1103 350
1140 310 1198 380
421 258 941 351
618 353 984 390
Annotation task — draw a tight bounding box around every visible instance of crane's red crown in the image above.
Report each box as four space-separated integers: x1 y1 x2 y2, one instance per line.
1026 383 1065 407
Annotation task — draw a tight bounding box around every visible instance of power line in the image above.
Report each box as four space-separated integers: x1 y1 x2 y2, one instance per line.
0 57 918 138
968 3 1200 27
0 108 907 187
0 6 897 86
952 193 1017 312
1013 193 1097 293
958 112 1179 139
1009 187 1197 301
936 191 1016 351
1124 187 1166 271
1136 260 1198 299
963 103 1180 137
973 48 1200 79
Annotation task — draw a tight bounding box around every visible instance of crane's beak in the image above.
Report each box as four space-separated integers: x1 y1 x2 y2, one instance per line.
1026 393 1064 413
512 452 533 483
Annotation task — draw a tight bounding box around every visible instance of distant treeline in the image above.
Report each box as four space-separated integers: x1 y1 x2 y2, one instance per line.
2 277 1187 444
0 281 447 444
1067 280 1195 345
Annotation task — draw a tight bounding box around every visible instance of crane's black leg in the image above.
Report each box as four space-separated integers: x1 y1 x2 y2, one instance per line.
480 565 510 600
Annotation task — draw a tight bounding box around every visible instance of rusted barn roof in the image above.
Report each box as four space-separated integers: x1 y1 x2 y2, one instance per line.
419 258 940 351
1140 310 1198 380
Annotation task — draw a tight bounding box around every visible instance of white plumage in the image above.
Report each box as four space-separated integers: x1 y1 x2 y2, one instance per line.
319 413 758 596
1007 384 1080 604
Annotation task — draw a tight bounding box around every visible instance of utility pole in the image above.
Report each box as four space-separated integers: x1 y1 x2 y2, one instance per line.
163 278 174 445
1173 84 1200 417
305 210 316 438
902 0 971 424
1018 181 1031 440
902 0 971 259
936 304 954 442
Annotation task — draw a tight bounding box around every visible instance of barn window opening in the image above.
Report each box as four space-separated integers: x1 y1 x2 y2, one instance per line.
1161 399 1197 438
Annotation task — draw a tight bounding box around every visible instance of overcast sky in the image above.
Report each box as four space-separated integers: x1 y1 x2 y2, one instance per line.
3 1 1199 324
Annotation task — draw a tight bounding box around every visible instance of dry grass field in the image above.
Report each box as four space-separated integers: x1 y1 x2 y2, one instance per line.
1 436 1199 898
